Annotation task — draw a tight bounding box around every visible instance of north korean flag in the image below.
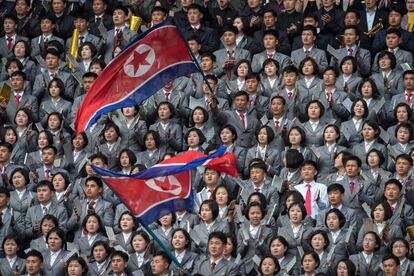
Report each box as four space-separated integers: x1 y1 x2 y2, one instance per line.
101 171 192 225
74 19 198 133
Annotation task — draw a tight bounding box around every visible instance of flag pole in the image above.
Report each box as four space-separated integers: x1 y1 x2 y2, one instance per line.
137 218 191 276
172 17 217 96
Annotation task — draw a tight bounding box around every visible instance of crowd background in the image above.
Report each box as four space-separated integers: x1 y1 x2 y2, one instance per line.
0 0 414 275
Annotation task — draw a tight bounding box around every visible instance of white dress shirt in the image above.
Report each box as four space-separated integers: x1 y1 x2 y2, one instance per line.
294 181 328 218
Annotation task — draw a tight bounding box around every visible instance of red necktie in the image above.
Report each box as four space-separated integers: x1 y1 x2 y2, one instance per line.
165 92 170 101
390 206 395 213
7 37 12 50
305 183 312 216
267 52 273 59
206 99 211 107
211 262 216 271
288 92 292 101
240 112 246 129
347 48 353 56
406 92 412 105
114 28 122 46
193 27 197 33
45 169 50 181
209 189 214 200
275 120 280 131
255 187 260 193
15 95 21 106
350 181 355 193
326 90 333 103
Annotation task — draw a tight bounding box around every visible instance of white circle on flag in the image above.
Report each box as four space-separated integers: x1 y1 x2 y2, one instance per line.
123 44 155 77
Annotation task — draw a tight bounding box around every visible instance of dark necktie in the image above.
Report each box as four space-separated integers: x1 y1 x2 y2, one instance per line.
88 200 96 214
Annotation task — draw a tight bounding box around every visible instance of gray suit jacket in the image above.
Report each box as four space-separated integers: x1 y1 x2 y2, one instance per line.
335 74 362 101
212 109 260 149
1 90 39 124
351 140 388 170
0 208 25 253
213 47 251 79
372 70 404 101
25 202 68 238
303 120 327 148
260 76 282 98
340 119 364 147
67 197 114 232
296 77 323 100
0 35 28 58
311 88 350 122
372 48 413 73
39 98 72 126
110 113 147 153
103 27 136 64
314 144 347 178
136 149 163 169
30 236 49 256
251 50 292 73
31 35 64 58
76 233 108 258
148 122 183 153
192 220 229 253
244 145 281 177
42 249 69 276
33 70 76 102
291 47 328 73
330 46 371 76
193 256 238 276
65 32 103 53
0 256 25 276
349 252 382 276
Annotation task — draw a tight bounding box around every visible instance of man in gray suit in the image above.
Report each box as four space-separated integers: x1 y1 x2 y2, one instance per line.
291 25 328 73
193 231 238 276
212 91 260 149
0 15 29 59
389 70 414 121
372 28 414 73
213 25 250 80
65 13 104 55
330 25 371 77
149 251 172 276
103 6 136 64
0 188 25 257
25 181 68 239
251 29 292 73
0 71 39 124
316 184 360 233
33 48 76 102
30 15 64 59
23 250 44 276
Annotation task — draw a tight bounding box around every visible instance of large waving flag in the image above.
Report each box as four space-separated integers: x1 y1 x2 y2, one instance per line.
93 146 237 224
74 19 198 133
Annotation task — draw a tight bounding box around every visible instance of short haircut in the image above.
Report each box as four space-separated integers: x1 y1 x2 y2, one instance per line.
130 230 151 248
287 202 307 221
299 56 319 76
386 28 402 37
395 122 414 141
340 56 358 73
342 155 362 168
153 251 172 265
10 70 26 80
0 187 10 198
393 103 412 120
208 231 227 244
42 145 58 155
384 179 402 191
245 201 266 220
308 230 330 250
302 25 317 36
377 50 396 70
325 208 346 228
271 95 286 105
112 250 129 262
396 153 413 166
371 200 392 221
37 180 54 192
26 250 43 263
323 66 339 78
306 99 325 119
263 29 279 39
382 254 400 266
282 65 299 76
89 152 109 166
366 148 386 167
344 25 359 35
199 199 219 220
327 183 345 194
302 251 320 269
85 176 103 188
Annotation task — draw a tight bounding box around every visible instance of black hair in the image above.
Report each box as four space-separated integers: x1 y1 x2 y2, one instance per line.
366 148 386 167
25 250 43 263
199 199 219 221
245 201 266 220
340 56 358 74
358 78 381 99
299 56 319 76
287 202 307 221
308 229 330 250
144 130 161 148
350 98 369 118
306 99 325 120
377 50 397 70
325 208 346 229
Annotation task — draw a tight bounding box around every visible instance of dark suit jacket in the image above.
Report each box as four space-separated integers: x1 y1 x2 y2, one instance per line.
182 24 219 54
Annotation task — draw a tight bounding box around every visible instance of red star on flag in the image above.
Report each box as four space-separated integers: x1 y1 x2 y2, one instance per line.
127 49 151 75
